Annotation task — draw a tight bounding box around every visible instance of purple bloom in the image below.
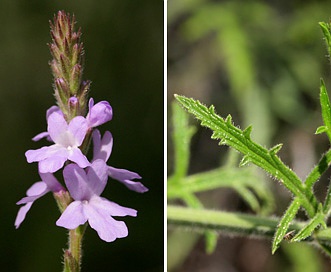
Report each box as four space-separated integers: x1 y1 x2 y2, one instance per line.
25 111 90 173
86 98 113 128
92 129 148 193
15 173 64 229
32 97 112 142
32 105 62 142
56 160 137 242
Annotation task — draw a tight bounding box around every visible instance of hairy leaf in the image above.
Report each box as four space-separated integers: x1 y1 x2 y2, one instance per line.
305 148 331 189
171 101 196 182
317 79 331 142
175 95 318 216
292 209 326 242
319 22 331 59
272 199 301 254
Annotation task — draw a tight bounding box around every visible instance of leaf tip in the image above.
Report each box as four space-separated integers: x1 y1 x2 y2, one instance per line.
225 114 233 124
243 125 253 139
239 155 251 167
315 126 327 134
269 144 283 155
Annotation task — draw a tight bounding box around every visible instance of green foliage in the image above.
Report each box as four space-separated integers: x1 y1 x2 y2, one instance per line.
174 91 331 255
316 79 331 142
168 101 275 253
168 1 331 270
175 94 318 216
272 199 301 254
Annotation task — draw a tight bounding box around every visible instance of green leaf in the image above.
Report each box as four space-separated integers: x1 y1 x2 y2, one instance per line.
243 125 253 139
181 193 219 254
168 166 274 214
205 231 218 254
318 79 331 142
323 183 331 215
168 205 331 256
171 102 196 182
316 242 331 258
319 22 331 58
272 199 301 254
305 148 331 189
315 125 327 135
269 144 283 155
291 210 326 242
239 155 251 167
175 94 318 217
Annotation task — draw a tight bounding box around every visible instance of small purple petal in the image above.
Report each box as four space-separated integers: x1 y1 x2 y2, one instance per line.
117 179 149 193
16 182 49 205
69 96 78 106
86 160 109 195
87 98 113 128
38 155 67 173
92 130 113 162
25 145 68 163
15 202 33 229
39 172 64 192
63 164 93 200
90 196 137 217
47 111 68 143
46 105 62 119
25 147 47 163
68 116 88 146
107 166 148 193
84 203 128 242
56 201 87 229
108 166 141 180
68 148 90 169
15 180 53 228
92 129 102 158
88 97 94 109
32 132 50 142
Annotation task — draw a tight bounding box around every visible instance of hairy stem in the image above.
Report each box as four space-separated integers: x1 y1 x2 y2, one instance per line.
63 225 87 272
168 205 326 241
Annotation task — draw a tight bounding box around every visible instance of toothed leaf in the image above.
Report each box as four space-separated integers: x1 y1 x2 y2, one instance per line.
319 22 331 57
319 79 331 142
175 95 317 217
272 199 301 254
292 211 326 242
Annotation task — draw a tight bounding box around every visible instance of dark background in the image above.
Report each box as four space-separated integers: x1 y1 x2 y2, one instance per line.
0 1 163 271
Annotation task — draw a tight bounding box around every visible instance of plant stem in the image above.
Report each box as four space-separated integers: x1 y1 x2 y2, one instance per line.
63 224 87 272
167 205 331 241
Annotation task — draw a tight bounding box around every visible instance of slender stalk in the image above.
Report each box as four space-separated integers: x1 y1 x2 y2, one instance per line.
50 12 91 272
168 205 329 240
63 225 87 272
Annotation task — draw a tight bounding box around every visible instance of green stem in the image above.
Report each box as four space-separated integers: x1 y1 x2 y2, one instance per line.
63 224 87 272
167 205 331 243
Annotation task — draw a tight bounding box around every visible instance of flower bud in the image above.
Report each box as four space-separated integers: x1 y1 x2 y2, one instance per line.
49 11 87 121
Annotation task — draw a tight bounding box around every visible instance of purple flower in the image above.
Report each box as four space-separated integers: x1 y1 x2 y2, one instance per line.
86 98 113 128
92 129 148 193
32 105 62 142
25 111 90 173
56 160 137 242
15 173 64 229
32 97 112 142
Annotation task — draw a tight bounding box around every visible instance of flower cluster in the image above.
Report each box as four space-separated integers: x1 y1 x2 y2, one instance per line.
15 98 148 242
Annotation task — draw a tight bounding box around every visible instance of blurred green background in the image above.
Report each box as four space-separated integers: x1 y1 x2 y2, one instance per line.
0 1 163 271
168 0 331 271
